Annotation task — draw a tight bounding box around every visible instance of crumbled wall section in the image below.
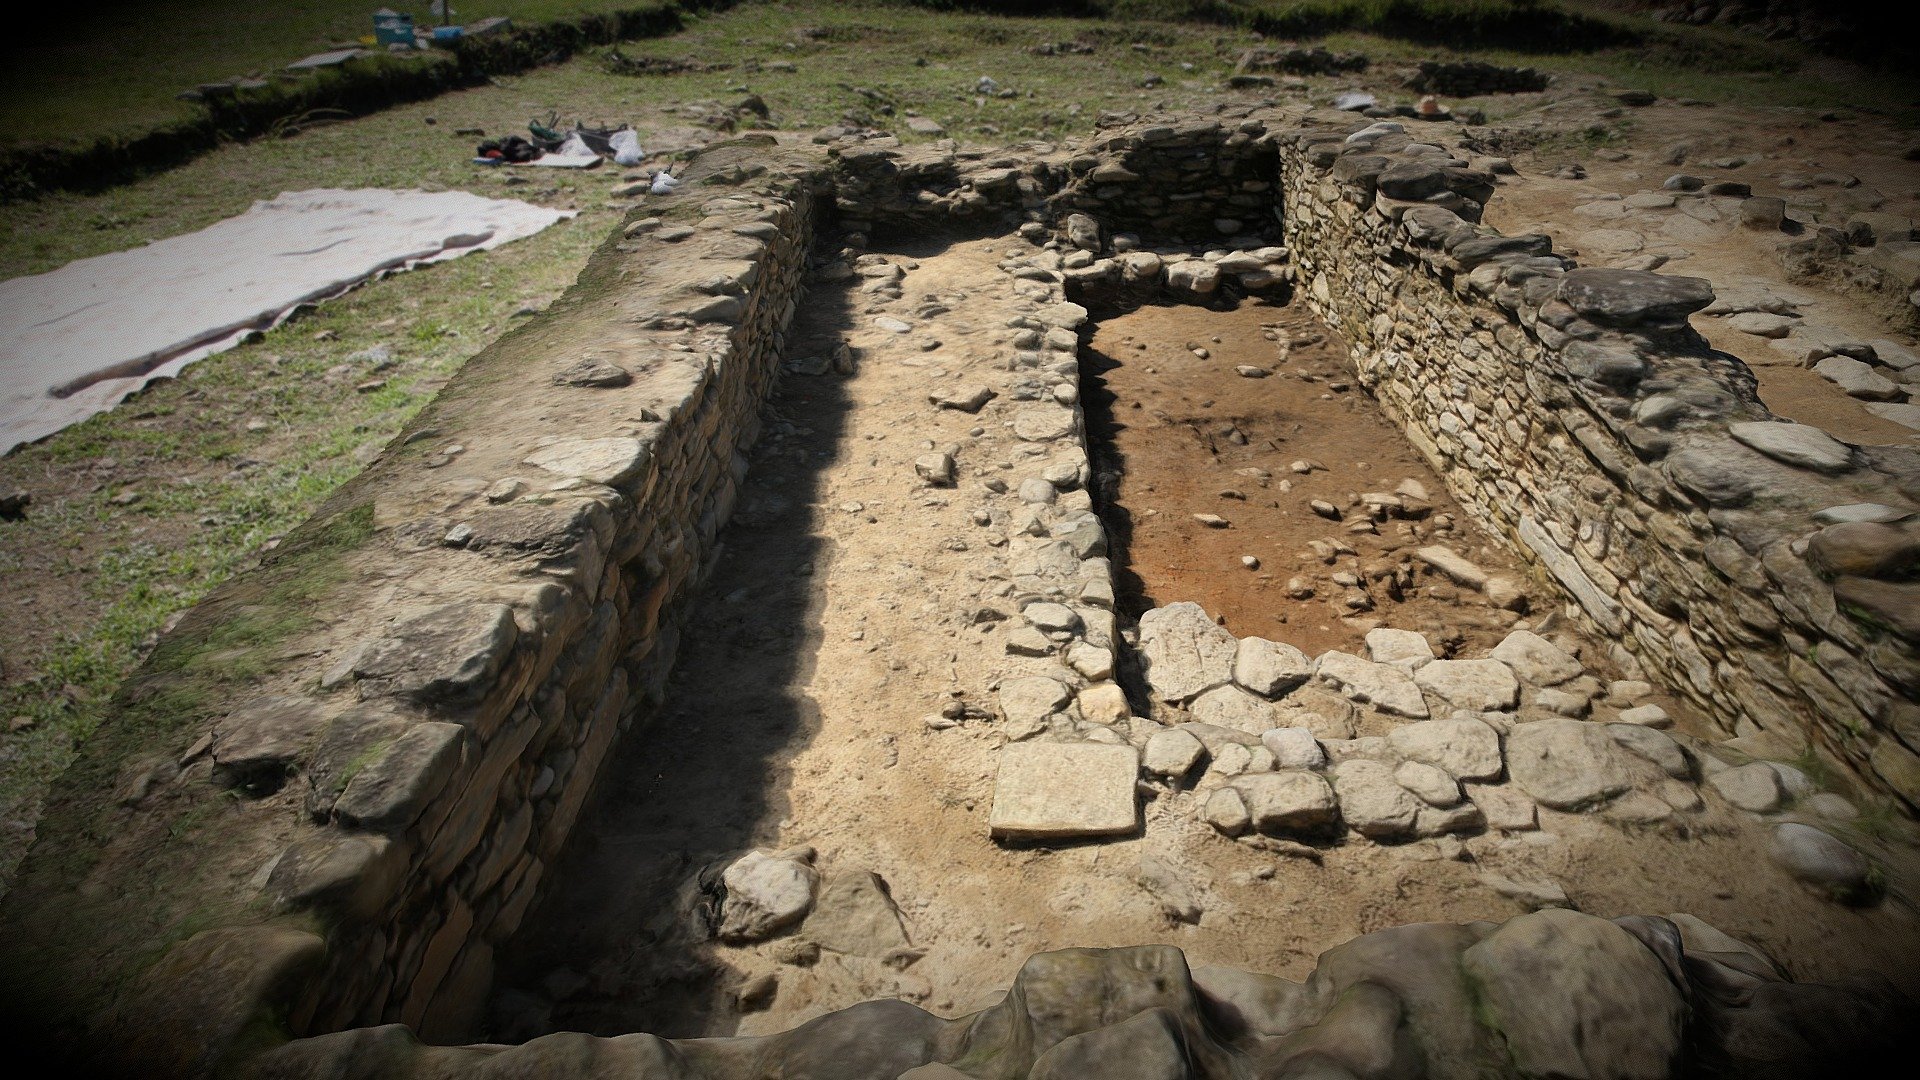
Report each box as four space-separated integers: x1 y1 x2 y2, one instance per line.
1406 60 1549 97
249 910 1899 1080
1269 122 1920 809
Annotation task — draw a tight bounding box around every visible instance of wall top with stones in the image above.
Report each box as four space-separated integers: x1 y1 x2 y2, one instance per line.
1266 113 1919 811
0 136 832 1076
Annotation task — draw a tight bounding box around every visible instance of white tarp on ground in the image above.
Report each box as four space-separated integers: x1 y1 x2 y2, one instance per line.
0 188 573 455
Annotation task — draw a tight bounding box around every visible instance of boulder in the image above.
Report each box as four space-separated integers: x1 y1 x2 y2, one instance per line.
1066 213 1101 252
1726 312 1796 338
1166 261 1221 294
1469 783 1539 831
1413 546 1488 590
803 871 911 956
719 850 818 943
1413 800 1485 838
1232 637 1312 697
1490 630 1584 686
1768 823 1873 900
1728 421 1853 473
1363 627 1434 671
1233 771 1338 836
999 676 1073 729
1462 909 1686 1080
1739 196 1786 231
1143 728 1206 779
1394 760 1462 807
1013 404 1078 442
1332 760 1422 839
1616 704 1671 728
1202 787 1252 836
1707 761 1784 813
1812 356 1902 400
1607 725 1690 779
1556 268 1714 326
1187 684 1276 734
1316 651 1430 718
352 603 518 704
915 453 957 485
1806 521 1920 579
1260 727 1326 770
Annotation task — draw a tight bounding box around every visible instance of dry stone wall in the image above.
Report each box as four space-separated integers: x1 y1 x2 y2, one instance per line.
254 908 1900 1080
1268 120 1920 809
0 138 827 1074
283 143 823 1041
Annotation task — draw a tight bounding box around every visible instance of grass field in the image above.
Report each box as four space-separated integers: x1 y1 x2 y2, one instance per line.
0 2 702 149
6 1 1911 157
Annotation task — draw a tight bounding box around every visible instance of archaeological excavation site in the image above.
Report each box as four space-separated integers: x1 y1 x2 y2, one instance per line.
3 9 1920 1076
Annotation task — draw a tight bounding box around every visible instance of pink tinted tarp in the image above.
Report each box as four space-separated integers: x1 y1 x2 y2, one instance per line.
0 188 573 455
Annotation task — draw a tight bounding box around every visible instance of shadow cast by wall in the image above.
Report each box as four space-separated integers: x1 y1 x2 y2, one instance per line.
489 227 974 1041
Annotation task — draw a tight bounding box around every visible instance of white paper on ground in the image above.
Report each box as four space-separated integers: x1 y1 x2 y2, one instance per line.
0 188 573 455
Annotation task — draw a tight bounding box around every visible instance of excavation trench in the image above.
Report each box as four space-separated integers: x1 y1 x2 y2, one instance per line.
14 109 1920 1079
1078 294 1549 661
480 230 1773 1045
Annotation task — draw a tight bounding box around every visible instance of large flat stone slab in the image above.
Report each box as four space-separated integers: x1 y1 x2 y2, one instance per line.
1728 421 1854 473
1138 602 1236 703
1414 658 1520 711
1187 683 1277 734
1315 650 1430 718
1507 719 1640 810
1387 716 1504 781
990 743 1140 841
1490 630 1584 687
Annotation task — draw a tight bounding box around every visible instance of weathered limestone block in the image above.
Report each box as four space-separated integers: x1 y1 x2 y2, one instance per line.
1138 603 1237 703
990 743 1140 840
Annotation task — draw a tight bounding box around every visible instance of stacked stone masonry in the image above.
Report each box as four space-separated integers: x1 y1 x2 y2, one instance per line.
1263 121 1920 812
254 910 1900 1080
3 106 1917 1077
282 141 826 1041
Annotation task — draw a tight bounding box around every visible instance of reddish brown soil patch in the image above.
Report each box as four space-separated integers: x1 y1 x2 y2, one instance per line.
1082 297 1536 659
